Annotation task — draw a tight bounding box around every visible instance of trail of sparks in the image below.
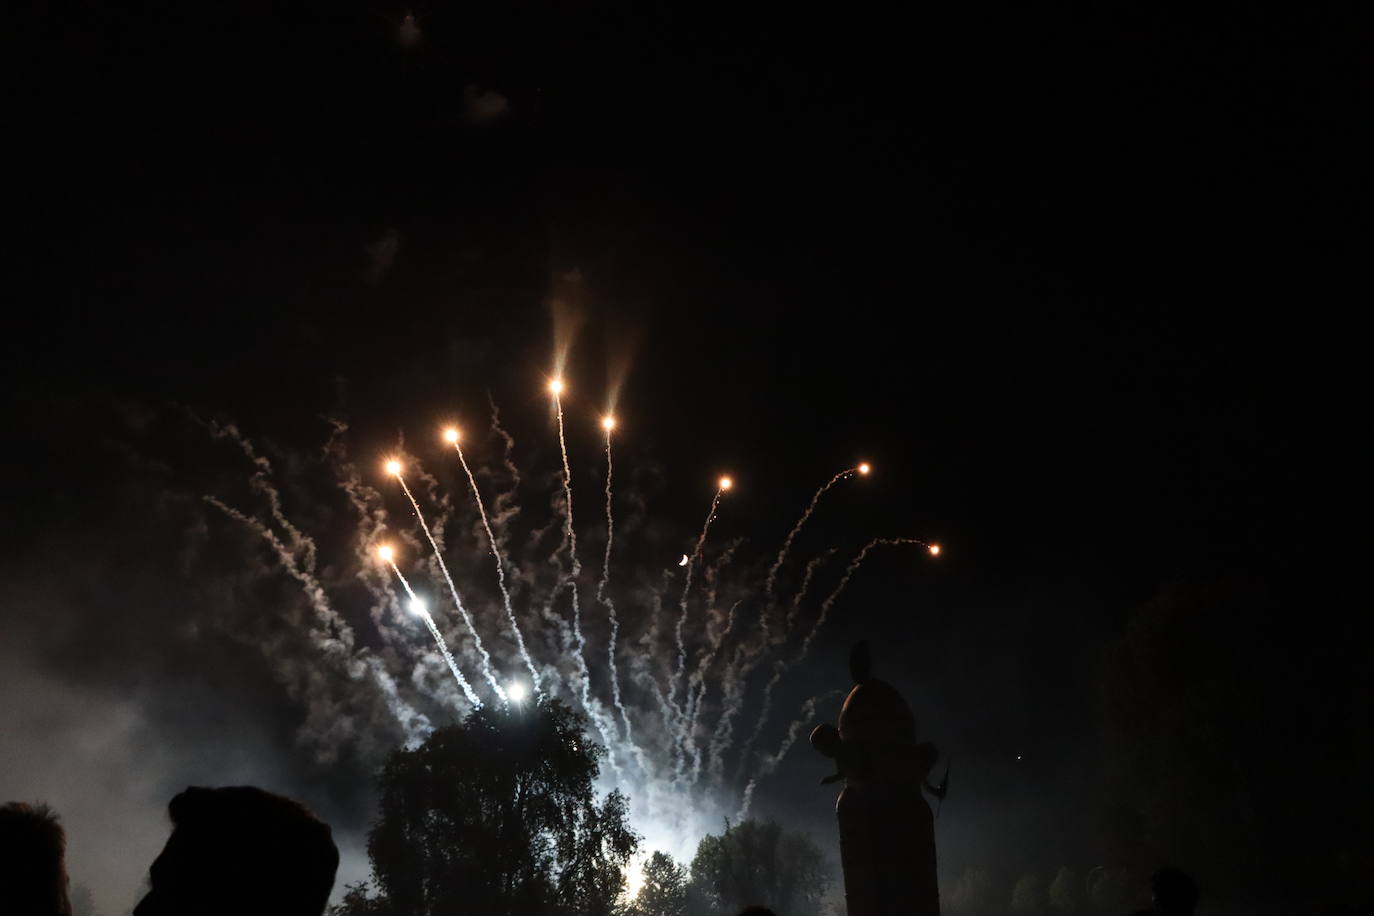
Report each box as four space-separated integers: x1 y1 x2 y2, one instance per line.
686 599 742 785
449 438 540 694
394 472 506 702
384 557 481 707
598 424 633 741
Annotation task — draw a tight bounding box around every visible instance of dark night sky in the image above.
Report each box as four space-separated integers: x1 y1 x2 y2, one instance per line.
3 2 1368 912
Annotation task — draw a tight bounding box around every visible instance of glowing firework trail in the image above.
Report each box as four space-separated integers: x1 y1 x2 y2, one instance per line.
380 548 481 707
445 429 540 694
549 383 592 695
597 417 634 741
389 463 506 702
736 690 842 821
670 477 731 718
763 464 869 611
550 383 624 778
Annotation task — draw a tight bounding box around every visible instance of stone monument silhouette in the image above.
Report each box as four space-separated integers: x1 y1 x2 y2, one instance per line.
811 641 947 916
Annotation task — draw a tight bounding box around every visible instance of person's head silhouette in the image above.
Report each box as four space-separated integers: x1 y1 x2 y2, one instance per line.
0 802 73 916
134 786 338 916
1151 866 1199 916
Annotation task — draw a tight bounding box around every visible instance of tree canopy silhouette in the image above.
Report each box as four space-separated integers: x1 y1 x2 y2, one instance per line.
333 699 636 916
685 819 828 915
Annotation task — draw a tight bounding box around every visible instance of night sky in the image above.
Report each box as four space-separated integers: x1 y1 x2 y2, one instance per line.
4 2 1367 913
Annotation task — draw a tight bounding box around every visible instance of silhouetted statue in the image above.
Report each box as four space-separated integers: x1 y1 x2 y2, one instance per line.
133 786 339 916
0 802 73 916
810 642 946 916
1150 867 1198 916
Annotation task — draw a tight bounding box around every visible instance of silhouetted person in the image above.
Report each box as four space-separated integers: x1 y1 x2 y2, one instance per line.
1150 867 1198 916
0 801 74 916
133 786 338 916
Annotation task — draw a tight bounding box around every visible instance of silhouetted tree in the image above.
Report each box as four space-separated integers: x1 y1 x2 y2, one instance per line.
627 851 688 916
1047 867 1080 914
333 699 636 916
1101 579 1374 907
684 819 828 916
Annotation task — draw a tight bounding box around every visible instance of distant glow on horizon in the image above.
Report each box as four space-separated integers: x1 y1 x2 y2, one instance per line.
929 544 941 556
376 544 394 562
443 427 460 443
858 463 871 475
718 476 733 491
385 460 402 476
548 378 565 395
507 681 529 703
602 415 616 431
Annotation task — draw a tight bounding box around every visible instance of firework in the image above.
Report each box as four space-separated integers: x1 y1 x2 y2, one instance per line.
388 460 506 702
378 546 481 707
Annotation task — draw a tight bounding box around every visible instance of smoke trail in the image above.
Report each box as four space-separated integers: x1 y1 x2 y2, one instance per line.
394 471 506 702
685 599 742 785
485 395 523 551
670 486 725 716
762 468 859 607
203 496 431 741
796 537 931 667
735 549 837 773
449 437 540 694
385 557 482 707
207 421 318 572
597 425 633 741
735 690 842 821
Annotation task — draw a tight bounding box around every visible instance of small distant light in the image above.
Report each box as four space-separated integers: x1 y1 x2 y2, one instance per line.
602 416 616 431
548 379 565 395
858 463 871 475
443 428 460 443
1017 755 1023 761
377 545 394 562
385 460 402 476
508 682 529 703
718 476 733 491
929 544 941 556
409 598 426 616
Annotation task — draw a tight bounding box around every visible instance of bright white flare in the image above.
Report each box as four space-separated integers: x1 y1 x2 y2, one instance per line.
409 598 426 615
718 476 733 491
443 428 460 443
548 379 564 395
929 544 941 556
858 463 871 475
602 416 616 431
385 460 402 476
507 681 529 703
376 544 394 562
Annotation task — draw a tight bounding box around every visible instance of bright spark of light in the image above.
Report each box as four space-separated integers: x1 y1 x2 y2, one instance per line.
718 476 733 491
548 379 565 395
385 460 401 476
376 544 394 562
409 598 426 616
602 416 616 431
443 428 460 443
929 544 941 556
507 681 529 703
858 462 871 475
